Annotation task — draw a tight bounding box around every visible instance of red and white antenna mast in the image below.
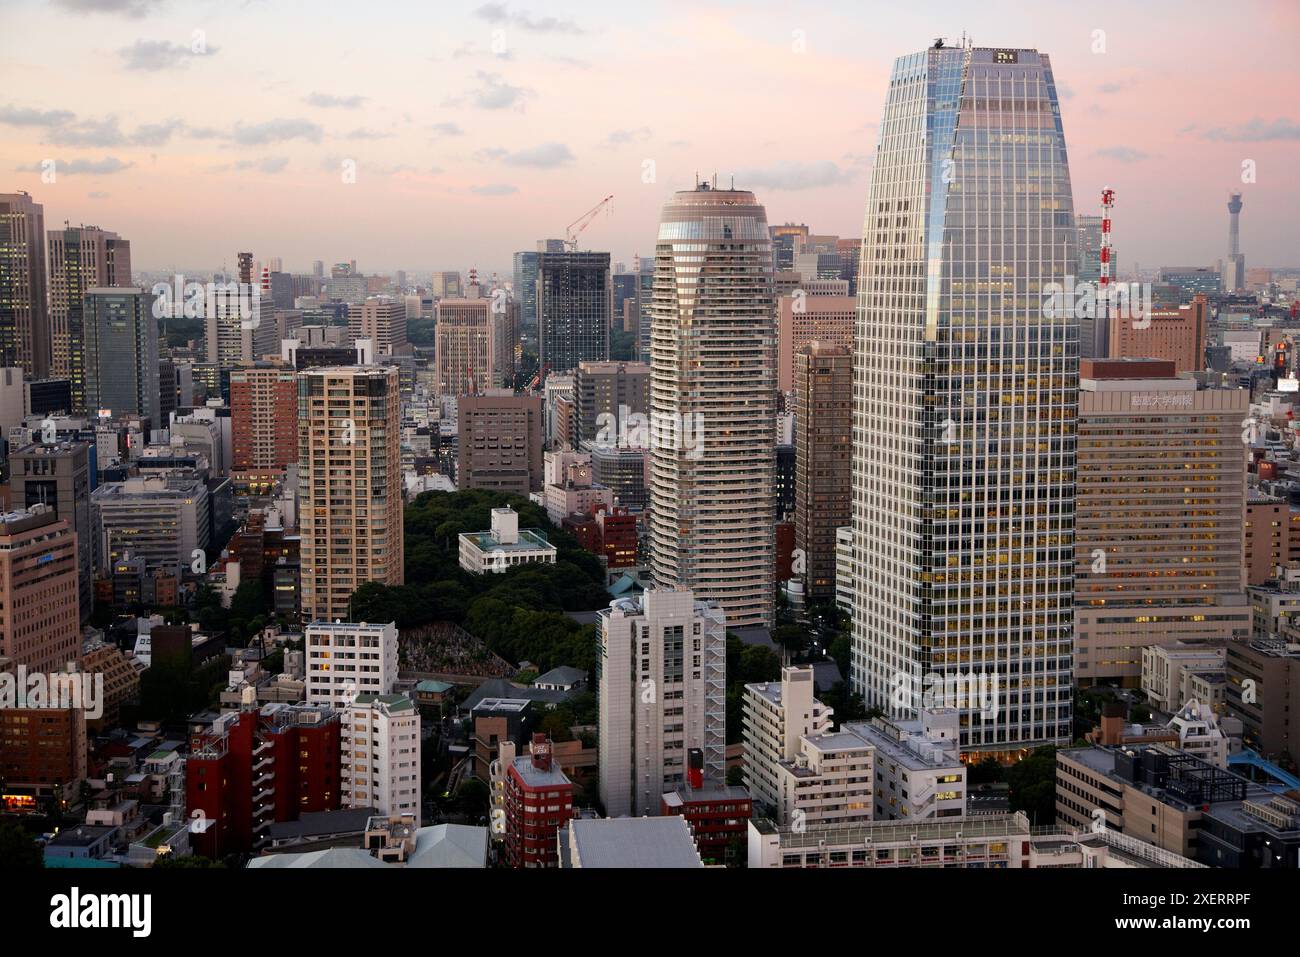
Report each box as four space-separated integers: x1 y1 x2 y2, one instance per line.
1099 187 1115 290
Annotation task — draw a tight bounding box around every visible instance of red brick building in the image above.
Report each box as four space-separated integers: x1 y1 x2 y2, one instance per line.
186 702 340 858
597 506 637 568
661 784 752 866
504 734 573 868
230 362 298 473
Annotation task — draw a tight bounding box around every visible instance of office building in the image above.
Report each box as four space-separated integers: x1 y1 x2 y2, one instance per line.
90 474 210 575
597 588 727 817
1108 293 1207 374
850 45 1077 757
648 183 776 629
434 283 494 396
297 366 404 621
1075 359 1249 685
794 342 851 599
8 441 94 621
573 360 649 446
456 392 544 494
0 506 80 675
305 621 399 708
0 192 49 378
776 292 855 392
589 443 647 512
46 225 132 413
1226 636 1300 770
537 251 611 375
1075 213 1112 359
83 287 161 425
347 297 407 356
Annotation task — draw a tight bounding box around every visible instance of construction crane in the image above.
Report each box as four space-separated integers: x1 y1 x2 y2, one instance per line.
565 194 614 251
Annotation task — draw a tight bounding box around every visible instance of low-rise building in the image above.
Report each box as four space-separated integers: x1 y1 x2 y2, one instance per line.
458 507 556 574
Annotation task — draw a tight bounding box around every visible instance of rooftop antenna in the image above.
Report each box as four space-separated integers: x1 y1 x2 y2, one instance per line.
730 174 735 190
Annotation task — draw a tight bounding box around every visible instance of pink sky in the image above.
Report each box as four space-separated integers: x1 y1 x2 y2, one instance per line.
3 0 1298 276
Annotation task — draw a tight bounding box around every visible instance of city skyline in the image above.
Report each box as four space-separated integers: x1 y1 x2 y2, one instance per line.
3 0 1298 275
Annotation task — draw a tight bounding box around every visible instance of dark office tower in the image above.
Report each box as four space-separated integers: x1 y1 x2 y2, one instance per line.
850 45 1077 758
159 359 178 421
775 443 795 520
84 288 162 425
9 441 94 622
649 182 776 629
794 342 851 599
47 225 133 414
537 251 611 376
238 252 254 285
28 379 73 417
836 238 862 296
770 223 809 273
313 260 324 279
0 192 50 378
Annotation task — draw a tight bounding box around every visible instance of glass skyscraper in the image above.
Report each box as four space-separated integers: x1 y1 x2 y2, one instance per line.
850 44 1077 758
536 251 611 376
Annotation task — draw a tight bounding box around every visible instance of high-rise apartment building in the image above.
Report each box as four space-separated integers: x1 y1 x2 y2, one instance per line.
851 45 1077 757
305 620 399 708
342 693 421 825
0 192 50 379
573 360 649 446
456 392 544 494
648 183 776 629
348 297 407 356
230 362 299 472
83 287 161 425
8 441 94 622
46 225 132 413
794 342 851 599
298 366 404 621
597 588 727 817
0 506 80 675
1075 359 1250 685
537 251 611 375
776 292 855 392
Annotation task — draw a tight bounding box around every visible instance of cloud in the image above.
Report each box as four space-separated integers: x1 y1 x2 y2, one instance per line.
471 183 518 195
1097 78 1136 95
1094 147 1150 163
477 141 574 168
458 71 530 110
605 127 651 147
1201 117 1300 142
51 0 163 16
132 118 185 146
0 105 76 127
305 92 367 109
344 128 394 140
88 191 110 199
18 157 134 175
452 41 515 61
119 39 217 71
472 3 584 34
734 160 857 191
47 116 128 147
429 122 464 136
232 118 323 145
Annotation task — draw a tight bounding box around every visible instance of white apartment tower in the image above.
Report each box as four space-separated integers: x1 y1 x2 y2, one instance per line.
597 588 726 817
647 182 776 629
741 665 835 812
850 45 1077 757
342 693 422 825
304 621 400 708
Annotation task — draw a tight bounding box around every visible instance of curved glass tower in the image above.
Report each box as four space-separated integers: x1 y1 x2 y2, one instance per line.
648 183 776 629
850 45 1077 758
